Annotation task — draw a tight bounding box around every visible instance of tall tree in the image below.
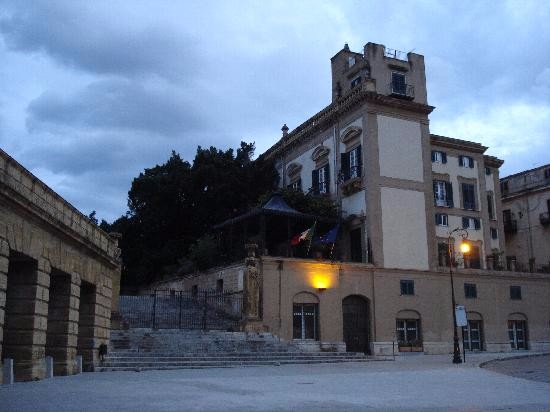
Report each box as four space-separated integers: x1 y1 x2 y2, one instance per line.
107 142 278 290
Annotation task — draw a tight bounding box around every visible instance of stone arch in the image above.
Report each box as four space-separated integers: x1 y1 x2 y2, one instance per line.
311 146 330 162
340 126 362 144
286 163 302 177
467 311 483 321
396 309 421 319
293 291 319 304
508 312 528 321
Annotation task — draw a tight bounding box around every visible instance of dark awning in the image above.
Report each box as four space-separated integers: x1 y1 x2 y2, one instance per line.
213 192 336 229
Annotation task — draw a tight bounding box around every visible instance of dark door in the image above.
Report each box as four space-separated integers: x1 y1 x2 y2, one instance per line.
342 296 369 353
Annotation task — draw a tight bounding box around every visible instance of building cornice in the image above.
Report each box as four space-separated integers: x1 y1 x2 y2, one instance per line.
264 85 434 160
430 134 488 154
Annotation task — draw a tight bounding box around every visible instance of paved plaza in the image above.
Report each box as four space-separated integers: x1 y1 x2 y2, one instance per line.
1 353 550 411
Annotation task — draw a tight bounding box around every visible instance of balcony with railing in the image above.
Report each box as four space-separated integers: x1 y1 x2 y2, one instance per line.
503 219 518 234
384 47 408 61
389 82 415 100
540 212 550 226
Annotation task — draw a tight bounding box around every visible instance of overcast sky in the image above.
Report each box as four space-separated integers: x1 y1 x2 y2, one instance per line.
1 0 549 222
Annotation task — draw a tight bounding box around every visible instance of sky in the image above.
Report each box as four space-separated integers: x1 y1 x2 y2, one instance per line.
0 0 549 222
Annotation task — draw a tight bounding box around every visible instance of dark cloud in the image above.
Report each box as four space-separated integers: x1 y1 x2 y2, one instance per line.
26 79 201 136
0 1 199 80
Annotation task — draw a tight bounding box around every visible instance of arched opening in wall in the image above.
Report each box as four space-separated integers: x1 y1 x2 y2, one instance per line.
46 269 75 375
77 281 97 371
292 292 319 340
2 251 41 381
342 295 370 354
464 311 484 351
396 310 422 352
508 313 528 350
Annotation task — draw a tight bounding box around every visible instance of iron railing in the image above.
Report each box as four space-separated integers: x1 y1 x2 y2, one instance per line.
119 289 243 330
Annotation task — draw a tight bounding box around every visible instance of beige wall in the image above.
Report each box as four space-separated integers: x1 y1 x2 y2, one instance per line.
259 256 550 355
377 115 423 182
381 187 429 270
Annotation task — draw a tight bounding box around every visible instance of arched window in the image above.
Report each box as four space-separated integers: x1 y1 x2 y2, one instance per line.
396 310 422 351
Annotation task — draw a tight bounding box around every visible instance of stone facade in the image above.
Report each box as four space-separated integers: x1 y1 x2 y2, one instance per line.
166 41 550 356
0 149 121 381
500 164 550 273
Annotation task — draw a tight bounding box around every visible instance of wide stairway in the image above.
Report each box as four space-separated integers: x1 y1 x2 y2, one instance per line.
97 328 371 371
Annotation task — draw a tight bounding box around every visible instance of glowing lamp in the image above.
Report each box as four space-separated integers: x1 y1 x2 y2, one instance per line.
459 242 471 254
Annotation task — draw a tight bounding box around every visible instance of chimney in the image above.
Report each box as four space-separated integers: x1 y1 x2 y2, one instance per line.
281 124 289 137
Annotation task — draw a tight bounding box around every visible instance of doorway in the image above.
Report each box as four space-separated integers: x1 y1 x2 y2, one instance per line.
342 295 369 353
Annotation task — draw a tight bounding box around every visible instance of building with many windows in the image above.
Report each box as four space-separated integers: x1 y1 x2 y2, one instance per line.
154 42 550 356
500 164 550 273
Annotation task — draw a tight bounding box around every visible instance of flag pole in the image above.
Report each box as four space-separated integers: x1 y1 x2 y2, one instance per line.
306 221 317 255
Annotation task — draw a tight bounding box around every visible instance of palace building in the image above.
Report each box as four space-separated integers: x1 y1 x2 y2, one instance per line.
151 42 550 356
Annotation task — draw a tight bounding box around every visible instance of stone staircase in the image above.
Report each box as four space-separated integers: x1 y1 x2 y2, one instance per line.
96 329 372 372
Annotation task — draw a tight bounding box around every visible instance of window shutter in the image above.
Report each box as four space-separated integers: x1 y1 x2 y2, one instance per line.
474 218 480 230
431 151 436 162
469 157 474 168
446 182 454 207
341 153 350 181
435 213 439 225
356 145 362 177
442 152 447 164
462 217 469 229
459 156 464 167
324 164 330 183
432 181 438 205
312 169 319 195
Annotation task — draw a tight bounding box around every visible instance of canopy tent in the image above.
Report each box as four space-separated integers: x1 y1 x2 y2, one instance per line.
213 192 337 260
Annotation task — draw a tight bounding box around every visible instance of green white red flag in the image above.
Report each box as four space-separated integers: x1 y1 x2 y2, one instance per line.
290 223 316 246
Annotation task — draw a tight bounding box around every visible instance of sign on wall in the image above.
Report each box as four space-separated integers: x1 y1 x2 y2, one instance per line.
455 305 467 327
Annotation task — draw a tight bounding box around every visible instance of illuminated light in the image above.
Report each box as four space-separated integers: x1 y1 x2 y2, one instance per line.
460 242 471 254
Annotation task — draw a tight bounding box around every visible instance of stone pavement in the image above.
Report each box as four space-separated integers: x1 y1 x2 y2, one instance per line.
482 353 550 384
1 353 550 411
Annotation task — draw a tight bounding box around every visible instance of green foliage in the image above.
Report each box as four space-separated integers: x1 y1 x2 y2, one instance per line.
188 235 219 271
257 188 338 219
105 142 279 289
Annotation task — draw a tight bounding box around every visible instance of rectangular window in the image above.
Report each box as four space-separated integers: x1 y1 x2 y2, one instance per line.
431 150 447 164
216 279 224 293
462 217 480 230
490 227 498 239
510 286 522 300
464 283 477 299
349 227 362 263
351 76 361 88
391 72 406 95
435 213 448 226
462 183 476 210
293 303 318 340
287 179 302 191
348 56 356 67
485 167 492 175
487 194 495 219
433 180 453 207
312 165 330 195
501 180 509 194
464 245 481 269
459 156 474 168
400 280 414 296
438 242 449 267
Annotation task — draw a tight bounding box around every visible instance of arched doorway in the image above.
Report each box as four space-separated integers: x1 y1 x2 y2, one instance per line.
342 295 370 353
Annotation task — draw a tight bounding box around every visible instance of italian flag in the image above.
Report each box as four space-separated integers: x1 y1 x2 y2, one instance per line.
291 223 316 246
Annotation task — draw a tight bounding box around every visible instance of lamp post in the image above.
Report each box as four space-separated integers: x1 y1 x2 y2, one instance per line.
448 227 470 364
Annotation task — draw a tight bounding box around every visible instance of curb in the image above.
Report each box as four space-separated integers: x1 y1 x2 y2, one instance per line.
479 352 550 368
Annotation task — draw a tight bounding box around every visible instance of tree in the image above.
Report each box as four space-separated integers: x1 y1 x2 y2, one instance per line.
107 142 279 290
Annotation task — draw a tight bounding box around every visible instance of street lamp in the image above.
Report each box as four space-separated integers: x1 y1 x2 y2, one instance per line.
448 227 470 364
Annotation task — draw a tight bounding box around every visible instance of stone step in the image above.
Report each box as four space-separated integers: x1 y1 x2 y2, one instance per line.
106 351 364 358
105 354 366 362
96 357 372 372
